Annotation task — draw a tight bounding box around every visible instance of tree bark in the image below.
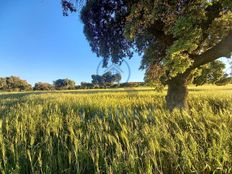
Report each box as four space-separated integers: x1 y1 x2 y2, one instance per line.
190 31 232 69
166 76 189 111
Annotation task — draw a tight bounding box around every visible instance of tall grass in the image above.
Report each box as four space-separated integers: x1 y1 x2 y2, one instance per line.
0 87 231 174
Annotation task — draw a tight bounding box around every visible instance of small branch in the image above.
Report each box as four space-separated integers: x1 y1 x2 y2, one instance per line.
191 30 232 69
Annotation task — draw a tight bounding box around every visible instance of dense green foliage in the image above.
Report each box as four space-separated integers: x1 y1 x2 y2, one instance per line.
33 82 54 91
0 86 232 173
79 0 232 82
0 76 32 91
92 72 121 87
215 75 232 85
53 79 76 90
78 82 145 89
193 60 226 86
79 82 94 89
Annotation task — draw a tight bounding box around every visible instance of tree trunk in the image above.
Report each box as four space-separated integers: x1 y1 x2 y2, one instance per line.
165 77 188 111
164 31 232 111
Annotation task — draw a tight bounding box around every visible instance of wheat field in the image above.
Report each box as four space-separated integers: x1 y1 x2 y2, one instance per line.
0 85 232 174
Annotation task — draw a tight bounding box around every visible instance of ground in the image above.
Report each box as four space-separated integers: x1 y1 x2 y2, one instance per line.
0 85 231 173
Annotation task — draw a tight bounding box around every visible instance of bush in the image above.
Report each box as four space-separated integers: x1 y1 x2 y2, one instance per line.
80 82 94 89
34 82 54 91
53 79 76 90
0 78 7 90
0 76 32 91
215 76 232 86
120 82 145 88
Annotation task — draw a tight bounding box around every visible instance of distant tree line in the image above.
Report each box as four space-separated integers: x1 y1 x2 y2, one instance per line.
0 62 231 92
0 75 146 92
0 77 76 92
78 82 146 89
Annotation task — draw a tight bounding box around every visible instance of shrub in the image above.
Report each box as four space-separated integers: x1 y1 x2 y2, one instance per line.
80 82 94 89
34 82 54 91
0 76 32 91
53 79 76 90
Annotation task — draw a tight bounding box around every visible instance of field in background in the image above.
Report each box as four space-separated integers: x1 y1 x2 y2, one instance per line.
1 84 232 95
0 85 231 173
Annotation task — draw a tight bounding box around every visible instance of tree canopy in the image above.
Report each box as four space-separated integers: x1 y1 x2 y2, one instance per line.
92 72 121 86
0 76 32 91
34 82 54 91
79 0 232 79
53 79 76 90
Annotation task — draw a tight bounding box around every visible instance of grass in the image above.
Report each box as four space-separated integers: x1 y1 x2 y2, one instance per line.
0 85 232 174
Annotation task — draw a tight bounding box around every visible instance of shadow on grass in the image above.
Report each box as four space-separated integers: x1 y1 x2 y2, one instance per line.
0 88 157 99
0 86 231 100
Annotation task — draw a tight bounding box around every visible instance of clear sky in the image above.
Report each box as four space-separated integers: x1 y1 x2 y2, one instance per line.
0 0 145 85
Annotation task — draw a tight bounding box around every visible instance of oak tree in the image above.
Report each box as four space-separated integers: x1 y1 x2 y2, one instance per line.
53 79 76 90
34 82 54 91
63 0 232 110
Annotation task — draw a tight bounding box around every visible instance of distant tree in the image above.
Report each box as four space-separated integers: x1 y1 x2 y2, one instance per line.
112 73 122 84
53 78 76 90
102 72 112 85
34 82 54 91
91 75 104 86
193 60 226 86
215 74 232 85
80 82 94 89
3 76 32 91
102 72 116 86
0 78 7 90
120 82 145 88
91 72 121 87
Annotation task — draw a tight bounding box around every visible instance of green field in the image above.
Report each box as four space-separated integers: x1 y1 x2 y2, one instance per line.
0 85 232 174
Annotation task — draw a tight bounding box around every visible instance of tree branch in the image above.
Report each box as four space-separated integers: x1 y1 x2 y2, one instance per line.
191 30 232 69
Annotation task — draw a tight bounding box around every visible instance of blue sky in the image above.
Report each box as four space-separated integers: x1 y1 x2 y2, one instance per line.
1 1 231 86
0 0 145 85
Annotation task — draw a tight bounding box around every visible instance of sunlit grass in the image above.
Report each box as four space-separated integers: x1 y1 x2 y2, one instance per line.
0 85 231 173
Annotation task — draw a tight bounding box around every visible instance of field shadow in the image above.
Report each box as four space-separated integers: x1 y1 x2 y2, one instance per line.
0 88 157 99
1 86 231 100
189 88 232 92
